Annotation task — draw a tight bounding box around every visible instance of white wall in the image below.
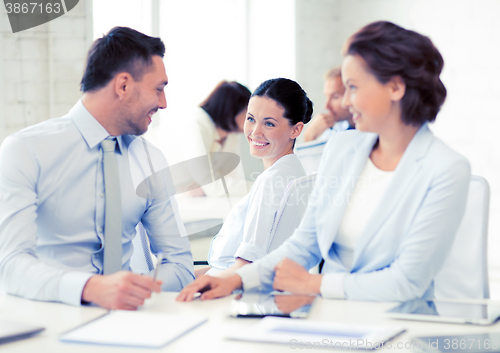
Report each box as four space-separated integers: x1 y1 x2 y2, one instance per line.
247 0 296 89
93 0 151 38
0 1 91 143
295 0 342 123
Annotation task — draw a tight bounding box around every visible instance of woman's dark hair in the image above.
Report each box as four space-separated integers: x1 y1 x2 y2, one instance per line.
344 21 446 126
200 81 251 132
251 78 313 126
81 26 165 92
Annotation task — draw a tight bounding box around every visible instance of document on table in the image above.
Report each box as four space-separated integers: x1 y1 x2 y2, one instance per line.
60 311 207 348
227 317 405 349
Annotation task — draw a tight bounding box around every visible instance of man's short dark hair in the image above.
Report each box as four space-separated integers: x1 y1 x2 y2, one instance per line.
80 27 165 92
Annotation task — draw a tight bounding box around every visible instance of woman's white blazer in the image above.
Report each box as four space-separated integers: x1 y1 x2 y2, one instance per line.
236 124 471 301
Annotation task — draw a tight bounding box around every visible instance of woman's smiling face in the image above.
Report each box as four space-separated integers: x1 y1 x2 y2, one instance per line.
341 54 402 133
244 96 299 169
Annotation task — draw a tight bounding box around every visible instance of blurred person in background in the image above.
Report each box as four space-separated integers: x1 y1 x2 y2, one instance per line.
188 81 251 197
303 67 354 142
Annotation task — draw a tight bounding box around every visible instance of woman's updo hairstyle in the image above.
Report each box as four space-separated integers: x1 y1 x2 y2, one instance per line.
344 21 446 126
252 78 313 126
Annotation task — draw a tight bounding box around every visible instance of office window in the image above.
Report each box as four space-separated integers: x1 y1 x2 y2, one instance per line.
93 0 295 128
93 0 152 38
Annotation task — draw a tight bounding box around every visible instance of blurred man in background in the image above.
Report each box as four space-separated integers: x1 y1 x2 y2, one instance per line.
303 67 354 142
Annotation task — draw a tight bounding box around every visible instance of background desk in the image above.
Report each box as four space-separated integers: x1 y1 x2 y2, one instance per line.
177 195 243 262
2 293 500 352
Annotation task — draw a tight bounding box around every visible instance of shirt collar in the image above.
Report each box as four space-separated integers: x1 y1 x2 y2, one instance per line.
70 99 123 154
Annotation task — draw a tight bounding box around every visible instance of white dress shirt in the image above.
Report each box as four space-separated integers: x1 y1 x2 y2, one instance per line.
206 154 306 275
0 100 194 306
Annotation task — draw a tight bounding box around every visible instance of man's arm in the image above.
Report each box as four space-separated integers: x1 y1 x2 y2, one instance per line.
0 136 93 305
141 187 195 290
127 136 194 291
0 136 165 309
303 113 335 142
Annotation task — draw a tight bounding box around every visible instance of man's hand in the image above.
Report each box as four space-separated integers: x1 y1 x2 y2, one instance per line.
176 274 242 302
273 258 322 295
303 113 335 142
82 271 162 310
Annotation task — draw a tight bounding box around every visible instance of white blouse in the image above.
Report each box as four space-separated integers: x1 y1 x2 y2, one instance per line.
206 154 306 275
335 158 394 269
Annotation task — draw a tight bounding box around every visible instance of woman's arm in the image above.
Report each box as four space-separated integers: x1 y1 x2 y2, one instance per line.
176 273 242 301
273 258 323 295
194 266 211 278
214 258 251 278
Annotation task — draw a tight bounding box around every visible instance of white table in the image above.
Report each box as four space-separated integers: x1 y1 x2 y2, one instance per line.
1 293 499 352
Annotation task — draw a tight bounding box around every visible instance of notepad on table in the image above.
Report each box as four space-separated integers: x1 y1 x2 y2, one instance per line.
227 316 405 349
60 311 207 348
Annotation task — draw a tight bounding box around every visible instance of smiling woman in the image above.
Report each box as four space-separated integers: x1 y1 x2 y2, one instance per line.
245 79 314 170
195 78 313 278
245 95 303 169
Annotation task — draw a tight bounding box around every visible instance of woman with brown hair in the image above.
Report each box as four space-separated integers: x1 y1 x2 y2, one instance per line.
190 81 251 196
177 21 471 302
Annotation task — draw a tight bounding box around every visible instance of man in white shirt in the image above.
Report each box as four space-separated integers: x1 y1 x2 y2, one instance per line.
303 67 354 142
0 27 194 310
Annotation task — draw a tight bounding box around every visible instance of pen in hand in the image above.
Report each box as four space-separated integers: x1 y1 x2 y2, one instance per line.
153 252 164 285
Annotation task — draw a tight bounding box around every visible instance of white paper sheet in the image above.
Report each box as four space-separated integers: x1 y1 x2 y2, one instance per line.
227 317 405 349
